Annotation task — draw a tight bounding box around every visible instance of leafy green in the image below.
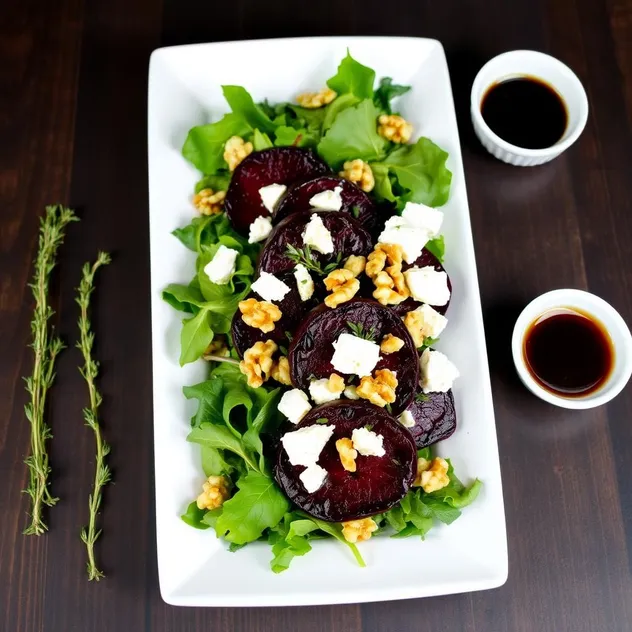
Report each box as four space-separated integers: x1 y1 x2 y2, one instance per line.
162 282 205 313
426 235 445 263
274 125 316 148
222 86 276 133
373 77 411 114
181 501 210 530
373 137 452 207
327 51 376 99
317 100 386 167
182 113 251 174
194 172 231 195
371 164 397 202
428 461 483 509
288 104 327 136
179 308 216 366
215 471 289 545
322 93 360 131
252 128 273 150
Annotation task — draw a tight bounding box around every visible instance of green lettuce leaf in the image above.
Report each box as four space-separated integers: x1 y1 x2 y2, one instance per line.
222 86 276 133
317 100 386 167
182 113 251 174
288 104 327 136
273 125 316 148
181 501 211 530
374 137 452 207
327 51 376 99
252 128 273 150
215 471 290 545
373 77 411 114
322 93 360 131
194 172 231 195
425 235 445 263
371 163 397 202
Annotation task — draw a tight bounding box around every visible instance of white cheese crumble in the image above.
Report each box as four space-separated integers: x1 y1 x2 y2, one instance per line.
420 348 460 393
299 463 328 493
378 215 429 264
398 410 416 428
251 271 291 303
331 333 381 377
277 389 312 425
248 215 273 244
293 263 314 301
302 214 334 255
309 186 343 211
351 427 386 457
403 266 451 306
281 424 334 466
309 379 342 405
258 183 287 213
401 202 444 237
344 385 359 400
203 245 239 285
410 303 448 339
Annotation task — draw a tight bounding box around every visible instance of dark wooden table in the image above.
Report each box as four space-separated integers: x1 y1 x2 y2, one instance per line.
2 0 632 630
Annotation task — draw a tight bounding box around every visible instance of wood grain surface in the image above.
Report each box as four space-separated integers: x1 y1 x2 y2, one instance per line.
1 0 632 630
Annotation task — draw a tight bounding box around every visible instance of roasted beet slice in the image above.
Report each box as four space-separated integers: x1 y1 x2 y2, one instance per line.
224 147 329 235
288 299 418 415
231 270 316 358
405 389 457 448
275 401 417 521
386 248 452 318
257 211 373 277
273 175 378 229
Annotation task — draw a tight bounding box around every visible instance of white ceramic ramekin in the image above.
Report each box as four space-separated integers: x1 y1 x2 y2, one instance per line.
511 289 632 409
471 50 589 166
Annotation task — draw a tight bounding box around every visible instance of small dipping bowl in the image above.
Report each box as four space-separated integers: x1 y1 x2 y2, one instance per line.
471 50 589 166
512 289 632 409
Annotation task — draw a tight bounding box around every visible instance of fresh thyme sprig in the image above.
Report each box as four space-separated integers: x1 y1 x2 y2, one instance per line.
285 243 342 276
346 321 377 342
23 205 79 536
76 251 111 580
415 392 430 403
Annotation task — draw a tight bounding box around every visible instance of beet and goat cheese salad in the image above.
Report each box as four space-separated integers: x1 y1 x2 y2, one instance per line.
162 52 482 572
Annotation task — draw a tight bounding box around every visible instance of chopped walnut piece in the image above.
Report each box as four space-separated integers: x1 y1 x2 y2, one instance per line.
356 369 398 407
339 159 375 192
296 87 337 108
196 475 230 510
343 255 367 278
342 518 378 543
335 438 358 472
365 243 409 305
239 298 282 333
192 188 226 215
270 356 292 385
377 114 413 143
239 340 278 388
413 457 450 493
380 334 404 354
324 268 360 308
224 136 253 171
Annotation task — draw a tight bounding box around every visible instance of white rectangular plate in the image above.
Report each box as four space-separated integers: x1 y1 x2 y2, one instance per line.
148 36 507 607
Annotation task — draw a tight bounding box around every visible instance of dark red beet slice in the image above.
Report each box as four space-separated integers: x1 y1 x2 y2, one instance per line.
405 389 457 449
275 400 417 521
224 147 329 235
273 175 378 230
257 211 373 277
230 270 316 358
288 299 418 416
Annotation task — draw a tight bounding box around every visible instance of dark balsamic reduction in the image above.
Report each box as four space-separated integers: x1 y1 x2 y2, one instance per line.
523 308 614 397
481 76 568 149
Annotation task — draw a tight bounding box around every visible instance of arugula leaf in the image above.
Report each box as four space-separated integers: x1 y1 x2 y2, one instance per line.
252 128 273 150
183 379 225 428
171 213 250 256
428 461 483 509
373 77 411 114
215 471 290 544
162 283 205 313
300 514 366 567
322 93 360 131
425 235 445 263
375 137 452 207
194 172 231 194
188 423 259 471
182 113 251 174
327 51 376 99
317 100 386 168
181 501 211 530
201 445 234 477
179 309 215 366
222 86 276 133
288 104 327 136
